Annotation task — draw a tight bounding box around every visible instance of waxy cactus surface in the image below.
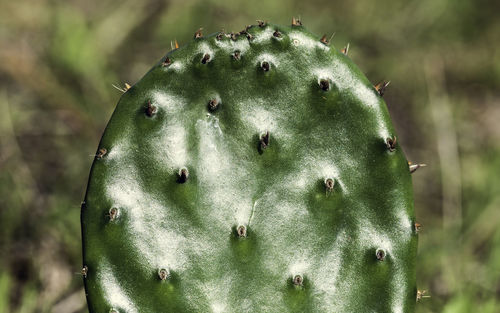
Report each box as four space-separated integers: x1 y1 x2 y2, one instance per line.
81 21 418 313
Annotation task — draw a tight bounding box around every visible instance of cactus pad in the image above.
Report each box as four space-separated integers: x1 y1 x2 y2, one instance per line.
81 21 418 313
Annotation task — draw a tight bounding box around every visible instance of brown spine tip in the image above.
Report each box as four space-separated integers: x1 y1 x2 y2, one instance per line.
293 274 303 286
246 33 254 40
320 34 329 45
409 163 427 174
158 268 169 281
237 225 247 238
376 248 386 261
232 50 241 60
81 266 88 278
177 167 189 183
108 207 118 221
319 79 330 91
259 131 270 150
386 136 397 152
146 100 157 117
208 98 219 111
416 290 430 301
194 28 203 39
257 20 266 27
273 30 282 38
324 178 335 192
292 17 302 26
341 43 350 55
201 53 211 64
414 222 422 233
96 148 107 159
261 61 270 72
375 81 390 96
174 40 179 49
230 32 237 41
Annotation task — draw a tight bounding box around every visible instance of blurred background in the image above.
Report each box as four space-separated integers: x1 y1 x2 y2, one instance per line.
0 0 499 312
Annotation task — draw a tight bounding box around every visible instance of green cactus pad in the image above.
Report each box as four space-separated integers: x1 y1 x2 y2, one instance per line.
81 21 418 313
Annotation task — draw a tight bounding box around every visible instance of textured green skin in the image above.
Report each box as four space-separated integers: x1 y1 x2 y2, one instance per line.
82 23 418 313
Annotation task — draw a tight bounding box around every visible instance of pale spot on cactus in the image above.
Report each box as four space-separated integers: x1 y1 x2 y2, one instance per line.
211 302 227 313
199 277 233 313
213 37 250 54
196 42 214 61
391 280 406 313
243 103 279 136
287 171 309 190
98 261 139 313
154 123 188 170
256 53 279 68
323 60 380 108
312 69 336 90
359 218 394 255
251 27 274 44
289 31 329 51
195 118 225 181
167 60 185 72
289 260 310 281
278 160 344 196
300 159 346 195
149 92 189 168
309 230 348 312
397 210 413 235
195 117 255 229
152 91 187 113
104 142 125 161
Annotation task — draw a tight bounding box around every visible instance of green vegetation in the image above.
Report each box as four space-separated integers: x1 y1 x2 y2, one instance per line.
0 0 499 312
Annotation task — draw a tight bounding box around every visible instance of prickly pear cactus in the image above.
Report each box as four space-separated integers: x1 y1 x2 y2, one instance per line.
81 20 418 313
